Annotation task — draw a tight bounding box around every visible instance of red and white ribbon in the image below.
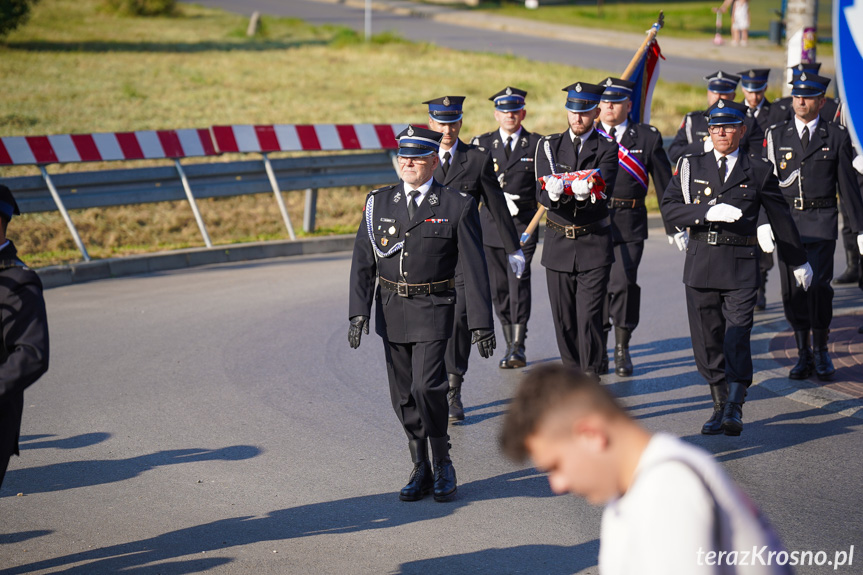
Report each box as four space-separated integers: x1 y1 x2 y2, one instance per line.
210 124 408 153
0 129 217 165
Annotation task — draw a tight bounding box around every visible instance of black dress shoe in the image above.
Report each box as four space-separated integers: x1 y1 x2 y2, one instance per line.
614 327 633 377
812 329 835 381
399 462 433 501
720 382 747 436
506 324 527 368
789 330 814 380
701 383 727 435
400 439 433 501
432 460 457 502
429 436 457 502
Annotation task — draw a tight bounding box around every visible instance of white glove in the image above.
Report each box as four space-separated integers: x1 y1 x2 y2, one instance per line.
757 224 775 254
571 179 591 201
853 155 863 175
508 249 526 278
794 262 813 291
668 230 688 251
504 192 520 216
703 138 714 153
705 203 743 223
858 233 863 256
545 177 564 202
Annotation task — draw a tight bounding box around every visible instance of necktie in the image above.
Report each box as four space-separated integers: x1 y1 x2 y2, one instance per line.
609 126 617 141
718 156 727 183
504 136 512 159
801 126 810 151
573 136 581 166
407 190 419 219
441 151 451 178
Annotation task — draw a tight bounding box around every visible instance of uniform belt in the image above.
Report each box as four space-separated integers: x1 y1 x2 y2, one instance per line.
690 232 758 246
546 218 609 239
380 277 455 297
787 197 837 210
609 197 645 209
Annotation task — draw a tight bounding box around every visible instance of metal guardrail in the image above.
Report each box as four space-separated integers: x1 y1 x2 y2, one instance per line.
4 150 399 247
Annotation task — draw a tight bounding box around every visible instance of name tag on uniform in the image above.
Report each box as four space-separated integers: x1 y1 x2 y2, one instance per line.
694 179 709 185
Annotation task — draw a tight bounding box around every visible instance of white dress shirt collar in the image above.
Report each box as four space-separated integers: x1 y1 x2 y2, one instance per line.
568 127 594 151
439 139 458 163
794 115 819 140
498 127 523 150
713 147 740 181
601 120 628 142
404 178 433 206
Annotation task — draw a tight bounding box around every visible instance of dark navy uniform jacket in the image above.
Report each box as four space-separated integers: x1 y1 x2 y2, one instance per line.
765 96 841 127
747 100 774 133
604 122 673 241
661 152 807 290
434 139 520 253
764 119 863 242
0 242 49 464
471 128 543 247
349 181 493 343
534 129 619 273
669 111 764 163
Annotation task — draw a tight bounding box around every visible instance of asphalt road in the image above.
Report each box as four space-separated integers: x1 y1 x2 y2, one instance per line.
193 0 761 85
1 235 862 574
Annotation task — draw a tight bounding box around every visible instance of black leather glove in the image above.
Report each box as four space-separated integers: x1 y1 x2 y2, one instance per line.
471 328 496 358
348 316 369 349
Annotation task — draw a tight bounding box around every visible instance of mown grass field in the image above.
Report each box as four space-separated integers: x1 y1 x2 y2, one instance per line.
1 0 782 267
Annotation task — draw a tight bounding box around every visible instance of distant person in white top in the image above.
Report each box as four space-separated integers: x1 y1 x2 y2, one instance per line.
717 0 750 46
500 364 792 575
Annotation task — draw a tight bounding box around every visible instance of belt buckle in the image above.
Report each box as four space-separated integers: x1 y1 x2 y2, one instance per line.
397 282 409 297
793 197 804 210
565 226 576 239
706 231 719 245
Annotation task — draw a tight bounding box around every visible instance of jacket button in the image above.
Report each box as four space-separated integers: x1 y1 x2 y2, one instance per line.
695 219 700 224
404 252 409 257
403 272 408 277
405 232 411 237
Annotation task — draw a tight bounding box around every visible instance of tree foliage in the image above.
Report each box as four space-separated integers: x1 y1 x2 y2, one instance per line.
0 0 39 40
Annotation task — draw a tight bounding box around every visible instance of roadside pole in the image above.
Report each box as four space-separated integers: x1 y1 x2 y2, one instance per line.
784 0 818 95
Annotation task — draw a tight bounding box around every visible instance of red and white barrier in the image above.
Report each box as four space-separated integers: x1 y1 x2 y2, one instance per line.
210 124 408 154
0 129 217 166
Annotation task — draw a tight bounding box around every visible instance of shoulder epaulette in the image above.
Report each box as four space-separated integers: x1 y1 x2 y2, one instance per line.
370 184 397 195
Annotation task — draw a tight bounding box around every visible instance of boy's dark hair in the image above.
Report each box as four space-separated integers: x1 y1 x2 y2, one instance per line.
499 364 626 462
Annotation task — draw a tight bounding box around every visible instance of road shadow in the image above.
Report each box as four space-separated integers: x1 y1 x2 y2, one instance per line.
18 432 111 451
683 400 863 462
393 540 600 575
452 398 511 427
0 445 260 497
3 468 557 574
0 531 53 545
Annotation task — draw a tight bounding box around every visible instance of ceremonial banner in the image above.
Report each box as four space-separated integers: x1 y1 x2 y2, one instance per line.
627 39 664 125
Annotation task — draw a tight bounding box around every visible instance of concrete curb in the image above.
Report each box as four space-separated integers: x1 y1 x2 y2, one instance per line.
36 235 356 289
750 309 863 420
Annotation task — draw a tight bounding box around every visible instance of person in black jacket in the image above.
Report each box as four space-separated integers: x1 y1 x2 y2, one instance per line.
662 100 811 437
471 87 542 370
668 71 764 164
535 81 618 379
423 96 523 422
0 184 50 488
595 77 672 377
762 73 863 381
348 126 494 502
738 68 775 311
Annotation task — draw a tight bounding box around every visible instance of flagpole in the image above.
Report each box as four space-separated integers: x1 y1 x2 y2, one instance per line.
520 12 664 246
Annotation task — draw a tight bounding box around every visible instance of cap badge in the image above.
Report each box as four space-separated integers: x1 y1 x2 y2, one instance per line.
505 87 512 95
717 71 723 78
605 78 613 86
443 96 451 106
749 70 756 77
407 126 414 136
718 100 725 108
575 84 582 92
801 73 807 81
